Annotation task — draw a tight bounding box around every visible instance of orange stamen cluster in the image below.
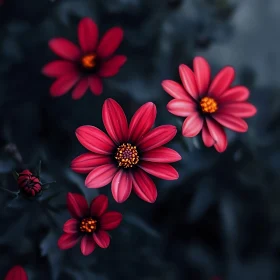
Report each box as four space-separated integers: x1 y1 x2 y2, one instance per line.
81 54 97 69
79 217 97 233
200 97 218 113
115 143 139 168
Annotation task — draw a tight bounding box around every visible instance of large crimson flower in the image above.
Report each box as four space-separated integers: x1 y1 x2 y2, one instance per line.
58 193 122 256
4 266 28 280
71 98 181 203
162 56 257 152
42 18 127 99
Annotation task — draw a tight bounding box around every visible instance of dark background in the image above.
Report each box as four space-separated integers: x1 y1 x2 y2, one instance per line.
0 0 280 279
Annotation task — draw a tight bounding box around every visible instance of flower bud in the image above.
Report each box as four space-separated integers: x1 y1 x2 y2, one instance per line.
17 170 42 197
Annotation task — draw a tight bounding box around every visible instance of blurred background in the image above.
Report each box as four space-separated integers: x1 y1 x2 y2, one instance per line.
0 0 280 279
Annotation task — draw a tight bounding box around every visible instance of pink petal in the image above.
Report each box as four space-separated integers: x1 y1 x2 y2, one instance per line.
85 164 117 188
218 102 257 118
141 147 182 163
137 125 177 152
93 230 110 248
90 194 108 217
99 55 127 77
5 266 28 280
161 80 193 101
63 218 79 234
97 27 124 59
50 73 80 97
78 17 99 53
128 102 157 143
42 60 77 77
67 193 89 219
202 124 215 147
131 169 157 203
208 66 235 97
80 235 96 256
99 211 122 230
206 118 228 153
139 162 179 180
89 75 103 95
49 38 81 61
193 56 211 95
212 113 248 132
58 233 81 250
179 64 199 100
217 86 250 102
76 125 115 155
102 98 129 144
111 169 132 203
71 78 88 100
167 99 197 117
182 113 204 137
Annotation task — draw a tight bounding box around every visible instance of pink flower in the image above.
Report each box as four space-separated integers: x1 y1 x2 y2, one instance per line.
71 98 181 203
42 18 126 99
4 266 28 280
162 56 257 152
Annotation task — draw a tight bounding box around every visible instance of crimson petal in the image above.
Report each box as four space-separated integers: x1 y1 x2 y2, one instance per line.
58 233 81 250
90 194 108 217
139 162 179 180
63 219 79 234
111 170 132 203
182 113 204 137
50 73 80 97
141 147 181 163
99 55 127 77
71 78 88 100
217 86 250 102
4 266 28 280
212 113 248 132
218 102 257 118
161 80 193 101
93 230 110 248
179 64 199 100
167 99 197 117
99 211 122 230
42 60 77 77
67 193 89 218
80 235 96 256
193 56 211 95
202 124 215 147
89 75 103 95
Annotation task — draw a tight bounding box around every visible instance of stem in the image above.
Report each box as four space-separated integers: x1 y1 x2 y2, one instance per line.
0 187 18 197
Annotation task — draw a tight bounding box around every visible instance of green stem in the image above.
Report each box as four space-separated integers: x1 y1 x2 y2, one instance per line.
0 187 18 197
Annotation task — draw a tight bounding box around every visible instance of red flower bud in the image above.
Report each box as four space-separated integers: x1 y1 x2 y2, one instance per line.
17 170 42 197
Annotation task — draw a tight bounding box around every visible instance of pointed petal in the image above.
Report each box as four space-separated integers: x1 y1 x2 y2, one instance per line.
49 38 81 61
63 218 79 234
71 78 88 100
141 147 181 163
102 98 128 144
76 125 115 155
218 102 257 118
167 99 197 117
139 162 179 180
42 60 77 77
193 56 211 95
206 118 227 152
93 230 110 248
97 27 124 58
182 113 203 137
58 233 81 250
99 55 127 77
161 80 193 101
128 102 156 143
89 75 103 95
111 170 132 203
50 73 80 97
67 193 89 218
212 113 248 132
217 86 250 102
179 64 199 100
80 235 96 256
131 169 157 203
78 17 99 53
202 124 215 147
90 194 108 217
209 66 235 97
137 125 177 152
99 211 122 230
85 164 117 188
5 266 28 280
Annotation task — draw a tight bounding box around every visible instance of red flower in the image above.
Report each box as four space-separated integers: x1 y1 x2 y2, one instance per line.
42 18 127 99
4 266 28 280
58 193 122 256
71 98 181 203
17 170 42 197
162 56 257 152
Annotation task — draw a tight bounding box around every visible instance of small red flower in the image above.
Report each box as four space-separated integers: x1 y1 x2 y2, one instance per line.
162 56 257 152
4 266 28 280
17 170 42 197
42 18 127 99
71 98 181 203
58 193 122 256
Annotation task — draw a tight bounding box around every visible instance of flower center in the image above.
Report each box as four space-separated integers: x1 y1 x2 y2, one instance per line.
200 97 218 113
79 217 97 233
81 53 97 69
115 143 139 168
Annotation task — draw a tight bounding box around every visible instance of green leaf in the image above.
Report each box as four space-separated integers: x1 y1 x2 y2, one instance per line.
12 171 19 181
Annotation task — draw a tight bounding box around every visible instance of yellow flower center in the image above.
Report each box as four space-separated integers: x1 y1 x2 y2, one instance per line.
200 97 218 113
115 143 139 168
81 53 97 69
79 217 97 233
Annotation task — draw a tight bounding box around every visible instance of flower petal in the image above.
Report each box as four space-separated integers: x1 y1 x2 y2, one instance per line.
89 75 103 95
4 266 28 280
182 113 204 137
193 56 211 95
99 55 127 77
76 125 115 155
93 230 110 248
97 27 124 58
80 235 96 256
99 211 122 230
102 98 128 144
50 73 80 97
42 60 77 77
217 86 250 102
128 102 156 143
78 17 99 53
111 169 132 203
85 164 117 188
49 38 81 61
131 169 157 203
218 102 257 118
202 124 215 147
141 147 181 163
208 66 235 97
137 125 177 152
58 233 81 250
162 80 193 101
212 113 248 132
167 99 197 117
179 64 199 100
63 218 79 234
71 78 88 100
139 162 179 180
67 193 89 218
90 194 108 217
